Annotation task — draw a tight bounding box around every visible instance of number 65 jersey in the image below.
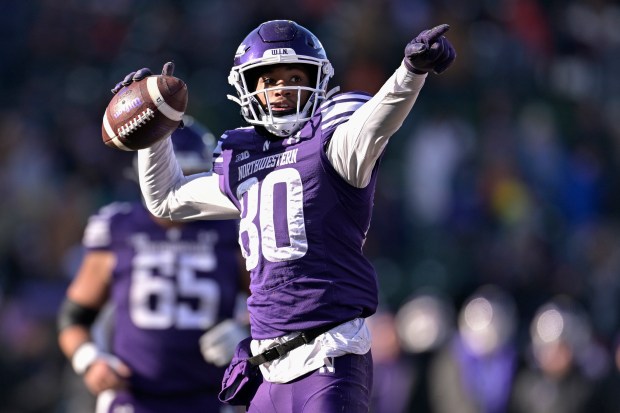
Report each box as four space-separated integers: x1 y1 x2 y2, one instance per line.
214 92 379 340
82 201 241 395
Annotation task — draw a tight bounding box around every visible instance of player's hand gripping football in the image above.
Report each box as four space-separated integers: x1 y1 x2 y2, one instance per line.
111 67 153 94
110 61 176 94
108 62 185 134
404 24 456 75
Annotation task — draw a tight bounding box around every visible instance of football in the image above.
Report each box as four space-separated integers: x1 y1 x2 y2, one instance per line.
101 75 188 151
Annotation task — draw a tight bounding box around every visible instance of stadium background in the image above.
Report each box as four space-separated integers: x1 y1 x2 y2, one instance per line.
1 0 619 411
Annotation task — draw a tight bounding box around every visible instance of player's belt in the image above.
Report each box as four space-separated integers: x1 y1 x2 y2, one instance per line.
247 320 347 366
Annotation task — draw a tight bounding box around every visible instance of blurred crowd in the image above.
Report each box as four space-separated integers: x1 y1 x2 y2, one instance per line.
1 0 620 412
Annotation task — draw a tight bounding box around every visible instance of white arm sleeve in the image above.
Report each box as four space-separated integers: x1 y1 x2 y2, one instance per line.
137 137 240 221
326 63 427 188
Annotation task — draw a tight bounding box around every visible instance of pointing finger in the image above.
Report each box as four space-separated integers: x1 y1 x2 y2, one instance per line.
426 24 450 42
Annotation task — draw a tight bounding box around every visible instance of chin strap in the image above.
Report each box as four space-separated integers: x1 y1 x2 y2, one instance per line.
325 86 340 99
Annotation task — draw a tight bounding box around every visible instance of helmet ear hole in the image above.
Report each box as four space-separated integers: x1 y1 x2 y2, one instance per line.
228 70 239 86
323 63 334 77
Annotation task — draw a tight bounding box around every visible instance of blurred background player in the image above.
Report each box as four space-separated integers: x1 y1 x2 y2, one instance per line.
366 309 415 413
508 295 608 413
57 117 249 413
394 289 455 412
428 284 519 413
366 290 455 413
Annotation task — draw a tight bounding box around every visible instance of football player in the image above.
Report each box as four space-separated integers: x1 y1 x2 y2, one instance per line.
58 117 249 413
118 20 455 412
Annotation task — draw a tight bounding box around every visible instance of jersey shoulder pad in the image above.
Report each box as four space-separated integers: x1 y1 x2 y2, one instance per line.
318 91 372 134
82 202 134 249
213 128 260 176
218 127 257 152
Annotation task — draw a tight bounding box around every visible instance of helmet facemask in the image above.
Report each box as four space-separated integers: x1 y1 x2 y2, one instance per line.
229 59 332 138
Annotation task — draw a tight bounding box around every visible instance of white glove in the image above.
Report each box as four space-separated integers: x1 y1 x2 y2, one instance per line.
199 319 249 367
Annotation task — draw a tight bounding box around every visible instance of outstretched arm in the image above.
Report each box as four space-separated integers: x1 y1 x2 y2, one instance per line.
326 24 456 188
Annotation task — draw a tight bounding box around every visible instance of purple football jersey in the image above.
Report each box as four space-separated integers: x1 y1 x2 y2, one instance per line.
82 201 241 395
213 92 380 339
